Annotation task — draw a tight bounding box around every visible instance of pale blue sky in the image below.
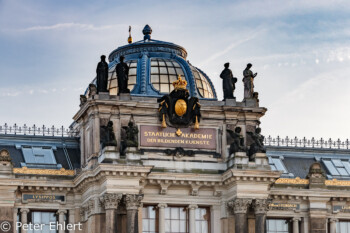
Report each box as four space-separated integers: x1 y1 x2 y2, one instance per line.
0 0 349 139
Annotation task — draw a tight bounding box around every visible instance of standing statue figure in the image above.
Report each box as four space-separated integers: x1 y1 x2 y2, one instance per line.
116 56 130 95
96 55 109 93
247 127 266 158
220 63 237 100
243 63 258 99
227 127 246 156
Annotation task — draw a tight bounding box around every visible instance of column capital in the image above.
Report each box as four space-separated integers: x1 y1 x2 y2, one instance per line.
158 203 167 209
125 194 143 210
57 209 67 215
329 218 339 223
187 204 198 210
100 193 122 210
20 208 30 214
227 198 252 214
253 199 272 215
292 217 301 222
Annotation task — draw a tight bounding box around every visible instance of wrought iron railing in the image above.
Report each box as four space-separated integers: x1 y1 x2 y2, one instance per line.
264 136 349 150
0 123 79 137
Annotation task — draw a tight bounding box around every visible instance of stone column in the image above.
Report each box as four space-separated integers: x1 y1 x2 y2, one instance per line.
253 199 270 233
20 208 29 233
188 205 198 233
158 204 167 233
68 209 75 233
125 194 143 233
100 193 122 233
227 198 252 233
329 218 338 233
293 218 301 233
57 210 67 233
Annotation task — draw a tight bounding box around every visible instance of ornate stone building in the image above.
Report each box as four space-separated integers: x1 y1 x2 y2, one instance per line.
0 25 349 233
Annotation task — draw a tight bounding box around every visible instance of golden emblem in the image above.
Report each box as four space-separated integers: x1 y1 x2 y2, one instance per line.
175 99 187 116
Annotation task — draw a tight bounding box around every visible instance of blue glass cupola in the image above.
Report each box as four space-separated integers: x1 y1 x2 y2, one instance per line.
106 25 217 100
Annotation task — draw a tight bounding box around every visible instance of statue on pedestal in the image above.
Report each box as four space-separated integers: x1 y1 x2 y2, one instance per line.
96 55 109 93
116 56 130 95
243 63 258 99
220 63 237 100
247 127 266 157
100 121 117 148
227 127 246 155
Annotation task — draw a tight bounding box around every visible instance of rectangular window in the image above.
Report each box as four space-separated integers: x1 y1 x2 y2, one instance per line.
195 207 210 233
323 159 350 177
337 221 350 233
22 146 57 165
142 206 157 233
266 219 290 233
27 211 57 233
165 207 188 233
268 157 288 174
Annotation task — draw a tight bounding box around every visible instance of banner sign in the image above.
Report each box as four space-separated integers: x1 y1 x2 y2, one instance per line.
23 194 65 202
333 205 350 213
140 125 217 150
269 203 300 211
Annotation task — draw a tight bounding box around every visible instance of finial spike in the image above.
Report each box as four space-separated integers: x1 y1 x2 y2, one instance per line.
128 26 133 44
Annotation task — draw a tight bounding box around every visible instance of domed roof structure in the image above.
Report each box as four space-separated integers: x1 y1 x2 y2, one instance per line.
92 25 217 100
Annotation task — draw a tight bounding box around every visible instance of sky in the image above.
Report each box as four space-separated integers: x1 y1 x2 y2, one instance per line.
0 0 349 140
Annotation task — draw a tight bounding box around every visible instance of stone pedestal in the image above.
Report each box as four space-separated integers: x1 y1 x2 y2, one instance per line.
233 152 249 169
119 93 131 101
225 98 236 106
244 98 258 107
98 92 110 100
252 153 269 167
98 146 120 163
126 147 141 164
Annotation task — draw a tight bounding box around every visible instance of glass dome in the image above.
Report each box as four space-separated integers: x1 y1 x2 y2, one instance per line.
87 25 217 100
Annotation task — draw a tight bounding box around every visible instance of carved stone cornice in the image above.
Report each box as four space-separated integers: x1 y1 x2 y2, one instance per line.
125 194 143 210
227 198 252 214
253 199 272 215
100 193 122 210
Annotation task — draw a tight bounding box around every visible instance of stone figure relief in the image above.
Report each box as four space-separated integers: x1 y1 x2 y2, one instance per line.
88 84 97 97
79 95 87 107
247 127 266 158
100 121 117 148
116 56 130 95
227 127 246 155
120 119 139 155
220 62 237 100
96 55 109 93
243 63 258 99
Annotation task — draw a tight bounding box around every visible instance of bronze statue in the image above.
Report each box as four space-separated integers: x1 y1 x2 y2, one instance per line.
96 55 109 93
247 127 266 158
227 127 246 155
243 63 257 99
220 63 237 100
116 56 130 95
100 121 117 148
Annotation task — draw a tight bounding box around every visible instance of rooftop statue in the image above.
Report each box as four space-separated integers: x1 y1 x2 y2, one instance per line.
227 127 246 155
100 121 117 148
115 56 130 95
243 63 258 99
248 127 266 159
220 62 237 100
96 55 109 93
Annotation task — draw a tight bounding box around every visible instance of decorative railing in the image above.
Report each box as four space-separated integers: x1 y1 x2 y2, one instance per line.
264 136 349 150
0 123 79 137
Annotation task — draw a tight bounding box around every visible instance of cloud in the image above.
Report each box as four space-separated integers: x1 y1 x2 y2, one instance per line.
20 23 120 32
